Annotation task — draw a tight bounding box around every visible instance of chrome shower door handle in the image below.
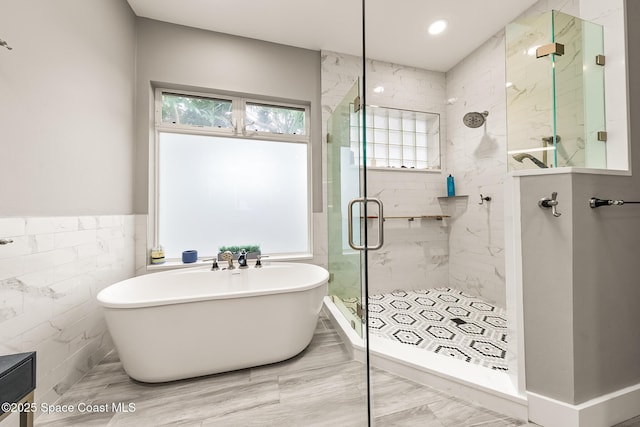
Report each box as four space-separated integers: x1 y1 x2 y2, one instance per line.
347 198 385 251
347 198 365 250
368 198 384 250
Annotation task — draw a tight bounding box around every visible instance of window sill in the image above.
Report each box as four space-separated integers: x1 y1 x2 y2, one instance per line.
146 253 314 272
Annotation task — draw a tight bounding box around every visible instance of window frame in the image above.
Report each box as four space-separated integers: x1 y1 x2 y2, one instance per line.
351 105 441 172
156 89 237 137
242 98 310 140
151 87 313 263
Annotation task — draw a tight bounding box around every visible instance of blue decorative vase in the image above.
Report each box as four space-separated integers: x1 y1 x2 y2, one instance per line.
182 250 198 263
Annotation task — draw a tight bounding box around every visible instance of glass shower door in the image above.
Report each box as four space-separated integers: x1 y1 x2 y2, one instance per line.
327 81 366 336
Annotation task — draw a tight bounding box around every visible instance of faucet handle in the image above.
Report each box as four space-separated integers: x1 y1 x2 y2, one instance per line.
538 192 561 217
254 254 268 268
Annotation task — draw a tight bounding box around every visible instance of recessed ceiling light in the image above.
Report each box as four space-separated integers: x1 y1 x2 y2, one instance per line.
373 86 384 94
428 20 447 35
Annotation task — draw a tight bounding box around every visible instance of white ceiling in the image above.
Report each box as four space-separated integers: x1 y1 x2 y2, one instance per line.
126 0 539 72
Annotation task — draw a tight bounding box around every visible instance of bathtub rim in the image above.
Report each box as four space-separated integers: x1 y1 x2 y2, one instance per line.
97 262 329 309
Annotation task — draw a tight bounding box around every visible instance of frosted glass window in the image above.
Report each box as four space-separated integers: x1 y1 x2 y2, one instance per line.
158 132 309 259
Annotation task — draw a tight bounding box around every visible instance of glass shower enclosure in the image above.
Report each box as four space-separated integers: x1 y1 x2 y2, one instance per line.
327 80 384 337
506 10 607 170
327 77 383 424
327 81 366 335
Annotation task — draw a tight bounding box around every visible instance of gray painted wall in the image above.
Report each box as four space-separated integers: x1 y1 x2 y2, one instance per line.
0 0 136 216
0 0 137 416
521 173 576 402
521 0 640 405
133 18 322 214
572 173 640 402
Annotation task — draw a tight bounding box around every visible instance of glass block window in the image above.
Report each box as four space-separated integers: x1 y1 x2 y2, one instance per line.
350 106 440 170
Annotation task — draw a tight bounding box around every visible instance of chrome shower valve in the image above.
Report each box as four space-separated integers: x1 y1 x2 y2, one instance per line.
539 192 561 217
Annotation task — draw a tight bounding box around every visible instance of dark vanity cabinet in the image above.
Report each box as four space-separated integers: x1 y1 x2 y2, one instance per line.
0 352 36 427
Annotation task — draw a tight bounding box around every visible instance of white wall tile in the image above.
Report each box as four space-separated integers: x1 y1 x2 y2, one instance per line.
445 28 509 307
0 214 135 409
78 216 98 230
0 218 26 237
0 236 31 260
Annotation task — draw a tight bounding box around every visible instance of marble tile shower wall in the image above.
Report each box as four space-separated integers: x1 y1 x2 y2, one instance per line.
444 32 509 308
441 0 588 308
0 215 136 408
321 51 450 295
320 0 612 308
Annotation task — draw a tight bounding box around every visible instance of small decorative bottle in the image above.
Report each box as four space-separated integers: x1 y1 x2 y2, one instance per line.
447 174 455 197
150 245 165 264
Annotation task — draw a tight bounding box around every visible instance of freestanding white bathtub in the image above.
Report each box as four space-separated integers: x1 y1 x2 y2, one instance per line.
97 262 329 383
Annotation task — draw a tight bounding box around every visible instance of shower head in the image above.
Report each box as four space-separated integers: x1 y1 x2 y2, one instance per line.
462 111 488 128
512 153 548 168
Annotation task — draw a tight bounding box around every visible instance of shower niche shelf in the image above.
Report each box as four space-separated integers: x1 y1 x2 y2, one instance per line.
437 195 468 218
365 215 450 221
437 195 469 200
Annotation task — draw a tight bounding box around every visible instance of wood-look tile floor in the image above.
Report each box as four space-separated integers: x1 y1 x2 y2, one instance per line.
35 314 534 427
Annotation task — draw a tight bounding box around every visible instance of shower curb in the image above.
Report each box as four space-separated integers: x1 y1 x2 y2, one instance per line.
322 297 528 421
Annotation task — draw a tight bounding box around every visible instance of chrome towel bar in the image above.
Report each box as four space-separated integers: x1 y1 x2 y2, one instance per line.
589 197 640 208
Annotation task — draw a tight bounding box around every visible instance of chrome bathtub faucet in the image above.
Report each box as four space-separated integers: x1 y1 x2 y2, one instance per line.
220 250 235 270
237 250 249 269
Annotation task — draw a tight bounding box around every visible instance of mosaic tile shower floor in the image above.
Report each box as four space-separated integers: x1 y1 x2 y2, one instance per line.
354 288 508 371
